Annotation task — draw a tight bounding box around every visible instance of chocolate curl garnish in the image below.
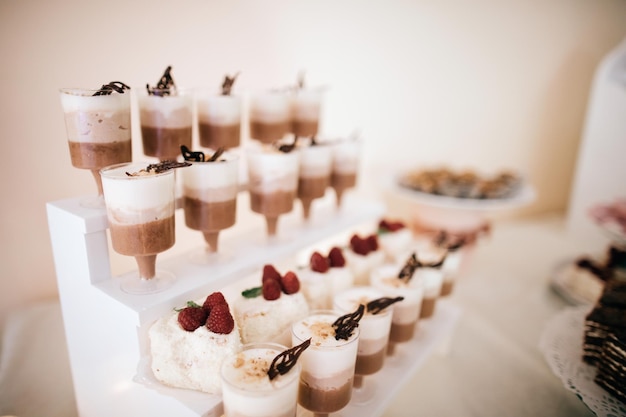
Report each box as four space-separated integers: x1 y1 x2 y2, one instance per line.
221 72 239 96
366 296 404 315
277 135 299 153
147 65 176 96
397 253 419 282
207 147 225 162
181 145 205 162
333 304 364 340
434 231 466 252
296 71 306 90
268 338 311 380
92 81 130 96
126 160 191 176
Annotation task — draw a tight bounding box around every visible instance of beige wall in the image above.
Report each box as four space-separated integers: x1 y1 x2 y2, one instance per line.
1 0 625 329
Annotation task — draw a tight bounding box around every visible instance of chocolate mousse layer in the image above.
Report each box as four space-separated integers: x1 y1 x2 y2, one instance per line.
292 120 318 138
389 321 416 343
420 297 437 319
141 126 192 160
298 176 329 200
183 197 236 231
440 280 455 296
331 172 356 191
355 348 386 375
250 190 295 217
298 373 352 413
249 120 290 144
109 216 175 256
198 123 240 150
69 140 131 170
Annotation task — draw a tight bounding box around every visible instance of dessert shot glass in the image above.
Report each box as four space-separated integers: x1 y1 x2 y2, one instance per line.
297 141 332 220
333 286 396 405
291 88 323 138
220 342 303 417
100 161 179 295
292 309 360 417
330 138 362 208
246 145 299 238
59 83 132 208
180 150 239 261
370 263 424 357
138 88 193 162
196 88 242 150
248 90 292 144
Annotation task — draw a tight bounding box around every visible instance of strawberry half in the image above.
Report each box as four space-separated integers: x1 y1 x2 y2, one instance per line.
262 278 282 300
280 271 301 294
328 246 346 267
310 251 330 273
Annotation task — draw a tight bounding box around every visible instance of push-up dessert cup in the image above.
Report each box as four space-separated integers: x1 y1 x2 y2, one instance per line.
333 287 398 405
249 90 292 144
180 148 239 261
101 161 183 295
139 66 193 161
220 342 305 417
197 74 242 150
413 247 447 318
59 83 132 208
330 137 361 208
370 261 424 357
246 144 299 238
297 140 332 220
292 309 361 417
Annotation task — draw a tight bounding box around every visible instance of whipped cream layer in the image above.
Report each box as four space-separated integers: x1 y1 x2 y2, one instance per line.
181 155 239 202
333 286 391 342
138 92 193 128
331 140 361 174
298 145 333 178
299 267 354 310
370 264 424 325
292 312 359 379
292 90 322 121
379 229 414 263
101 163 176 224
235 292 309 346
415 268 444 298
149 308 242 394
197 94 242 125
246 147 300 193
344 249 386 286
249 92 292 123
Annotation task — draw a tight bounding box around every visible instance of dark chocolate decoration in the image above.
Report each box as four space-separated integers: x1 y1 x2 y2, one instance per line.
181 145 205 162
147 65 176 96
366 296 404 315
276 135 298 153
333 304 364 340
398 252 446 282
268 338 311 380
92 81 130 96
221 73 239 96
434 231 466 252
207 147 225 162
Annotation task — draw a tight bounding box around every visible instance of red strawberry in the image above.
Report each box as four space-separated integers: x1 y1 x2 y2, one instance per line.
206 304 235 334
310 251 330 273
380 219 405 232
366 234 379 251
379 219 392 230
350 235 370 256
262 278 282 300
177 306 208 332
280 271 300 294
328 246 346 267
202 291 228 314
262 264 282 282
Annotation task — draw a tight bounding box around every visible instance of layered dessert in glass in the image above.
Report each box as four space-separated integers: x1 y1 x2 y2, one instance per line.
297 140 332 220
197 74 242 150
330 138 361 207
291 88 323 138
249 90 292 144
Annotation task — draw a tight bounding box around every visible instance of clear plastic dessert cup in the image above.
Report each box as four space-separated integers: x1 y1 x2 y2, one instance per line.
441 247 465 296
246 145 300 237
291 89 323 138
180 152 239 261
59 86 132 208
100 162 177 295
137 88 193 161
220 342 301 417
333 286 393 405
370 264 424 357
249 90 292 144
297 142 332 220
196 90 242 150
330 138 362 208
292 310 360 417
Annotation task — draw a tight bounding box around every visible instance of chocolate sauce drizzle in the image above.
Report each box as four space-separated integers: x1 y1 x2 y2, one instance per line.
333 304 364 340
92 81 130 96
221 73 239 96
276 135 299 153
181 145 225 163
434 231 466 252
125 160 191 176
147 65 176 96
366 296 404 315
268 338 311 380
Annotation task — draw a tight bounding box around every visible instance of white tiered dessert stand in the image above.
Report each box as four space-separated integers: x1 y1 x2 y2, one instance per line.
47 191 460 417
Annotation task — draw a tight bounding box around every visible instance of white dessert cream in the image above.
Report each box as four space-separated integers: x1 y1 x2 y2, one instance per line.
344 248 386 286
220 344 300 417
249 91 292 124
246 145 300 194
298 267 354 310
197 94 242 127
138 91 193 129
148 308 242 394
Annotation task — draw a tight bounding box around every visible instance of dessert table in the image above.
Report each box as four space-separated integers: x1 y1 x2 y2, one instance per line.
0 212 608 417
